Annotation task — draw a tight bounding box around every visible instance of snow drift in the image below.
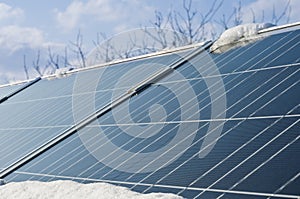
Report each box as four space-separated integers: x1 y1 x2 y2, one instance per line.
0 180 183 199
210 23 275 53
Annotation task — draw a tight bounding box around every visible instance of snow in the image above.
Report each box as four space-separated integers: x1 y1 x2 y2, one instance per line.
210 23 275 53
55 67 74 78
0 180 183 199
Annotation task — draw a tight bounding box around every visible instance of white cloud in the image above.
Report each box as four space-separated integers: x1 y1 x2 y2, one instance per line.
0 4 50 54
0 24 66 83
54 1 84 31
0 25 65 55
0 3 24 24
0 26 46 53
241 0 300 24
55 0 155 31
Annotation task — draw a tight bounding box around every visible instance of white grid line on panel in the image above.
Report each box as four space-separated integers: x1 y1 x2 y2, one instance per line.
216 135 300 199
194 118 300 198
141 107 300 194
177 107 300 195
267 172 300 199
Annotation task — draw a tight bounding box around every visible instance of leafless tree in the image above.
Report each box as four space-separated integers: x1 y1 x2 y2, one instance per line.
70 30 87 68
21 0 292 79
90 30 157 66
217 0 242 30
32 50 42 76
143 0 223 47
172 0 223 43
233 0 242 26
23 55 29 80
218 0 291 29
48 47 60 70
91 32 116 64
64 47 71 68
272 0 291 25
46 46 71 72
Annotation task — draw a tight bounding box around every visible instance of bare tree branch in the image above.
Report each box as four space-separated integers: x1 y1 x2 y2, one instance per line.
32 50 42 76
18 0 292 81
93 32 116 63
286 5 291 24
23 55 29 80
233 0 242 26
64 47 71 68
216 0 240 30
250 8 256 23
70 30 87 68
272 0 291 25
48 46 60 70
173 0 223 43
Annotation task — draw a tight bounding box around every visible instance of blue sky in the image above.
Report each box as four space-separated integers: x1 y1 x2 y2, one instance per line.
0 0 299 83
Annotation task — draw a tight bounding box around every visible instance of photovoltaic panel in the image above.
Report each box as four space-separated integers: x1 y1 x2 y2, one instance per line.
0 78 42 104
0 78 75 170
0 51 192 174
0 83 23 100
1 24 300 199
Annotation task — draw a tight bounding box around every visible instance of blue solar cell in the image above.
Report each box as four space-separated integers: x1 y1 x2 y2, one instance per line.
0 83 24 100
0 78 76 129
0 49 192 177
0 127 68 169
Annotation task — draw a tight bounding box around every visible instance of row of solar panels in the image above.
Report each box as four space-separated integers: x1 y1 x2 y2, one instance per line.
0 24 299 198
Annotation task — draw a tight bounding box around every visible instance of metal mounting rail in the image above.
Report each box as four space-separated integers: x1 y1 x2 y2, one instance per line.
258 21 300 34
0 77 41 104
0 41 212 180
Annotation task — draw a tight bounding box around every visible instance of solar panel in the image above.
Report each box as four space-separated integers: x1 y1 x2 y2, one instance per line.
0 78 41 104
0 24 299 199
0 51 192 175
0 83 23 101
0 85 13 99
0 78 75 170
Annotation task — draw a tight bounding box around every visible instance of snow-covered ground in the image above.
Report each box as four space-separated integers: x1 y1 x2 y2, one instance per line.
0 180 183 199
